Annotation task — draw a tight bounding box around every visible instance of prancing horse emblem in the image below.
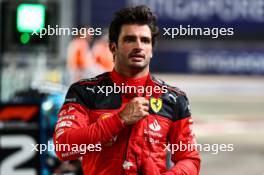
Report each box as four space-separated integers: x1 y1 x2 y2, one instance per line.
150 97 162 113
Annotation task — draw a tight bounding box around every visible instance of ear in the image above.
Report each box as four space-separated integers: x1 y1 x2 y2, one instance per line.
109 42 117 54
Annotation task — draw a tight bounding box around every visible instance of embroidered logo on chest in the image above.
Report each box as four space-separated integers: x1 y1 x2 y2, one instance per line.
150 97 162 113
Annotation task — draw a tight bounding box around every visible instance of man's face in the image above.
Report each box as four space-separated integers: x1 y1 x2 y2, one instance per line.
111 24 153 72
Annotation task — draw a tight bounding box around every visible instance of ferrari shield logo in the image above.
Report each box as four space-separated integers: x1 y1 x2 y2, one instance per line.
150 97 162 113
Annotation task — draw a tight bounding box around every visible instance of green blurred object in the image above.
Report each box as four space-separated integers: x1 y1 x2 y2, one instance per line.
20 33 30 44
16 4 46 33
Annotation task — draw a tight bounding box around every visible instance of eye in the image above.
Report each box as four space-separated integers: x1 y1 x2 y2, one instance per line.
141 37 151 44
124 36 135 42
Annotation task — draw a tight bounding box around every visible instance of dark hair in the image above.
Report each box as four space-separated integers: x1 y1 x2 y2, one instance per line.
109 5 159 46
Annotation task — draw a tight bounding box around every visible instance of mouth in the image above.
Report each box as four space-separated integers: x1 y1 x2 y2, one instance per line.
129 53 145 62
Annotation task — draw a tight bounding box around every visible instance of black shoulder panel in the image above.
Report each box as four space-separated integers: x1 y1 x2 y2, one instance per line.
150 76 191 121
64 72 122 109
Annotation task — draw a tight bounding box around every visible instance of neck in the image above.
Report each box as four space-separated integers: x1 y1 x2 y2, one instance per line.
114 67 149 78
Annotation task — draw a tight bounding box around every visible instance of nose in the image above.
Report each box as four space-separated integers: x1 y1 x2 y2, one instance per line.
134 38 143 50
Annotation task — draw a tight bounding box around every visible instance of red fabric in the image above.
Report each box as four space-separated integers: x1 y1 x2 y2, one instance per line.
54 103 125 160
53 70 201 175
141 157 160 175
167 118 201 175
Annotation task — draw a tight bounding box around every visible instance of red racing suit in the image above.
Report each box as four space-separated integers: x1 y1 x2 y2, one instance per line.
53 70 201 175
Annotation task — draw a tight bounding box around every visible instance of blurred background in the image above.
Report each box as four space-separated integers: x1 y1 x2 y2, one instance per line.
0 0 264 175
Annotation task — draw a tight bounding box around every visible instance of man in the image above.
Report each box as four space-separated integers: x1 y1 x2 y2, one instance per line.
54 5 201 175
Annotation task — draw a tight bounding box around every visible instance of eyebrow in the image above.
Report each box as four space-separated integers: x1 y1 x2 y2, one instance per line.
123 35 151 40
123 35 135 39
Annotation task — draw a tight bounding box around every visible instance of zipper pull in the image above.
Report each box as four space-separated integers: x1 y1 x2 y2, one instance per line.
123 160 133 170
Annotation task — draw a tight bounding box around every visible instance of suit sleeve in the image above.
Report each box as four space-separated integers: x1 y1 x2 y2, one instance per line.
53 84 125 160
165 95 201 175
